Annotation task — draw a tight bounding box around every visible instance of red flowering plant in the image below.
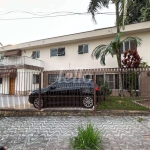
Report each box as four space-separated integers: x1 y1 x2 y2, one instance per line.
121 49 142 97
122 50 141 68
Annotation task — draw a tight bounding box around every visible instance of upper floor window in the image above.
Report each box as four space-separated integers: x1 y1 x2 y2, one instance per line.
50 48 65 57
78 44 88 54
31 51 40 59
121 41 137 54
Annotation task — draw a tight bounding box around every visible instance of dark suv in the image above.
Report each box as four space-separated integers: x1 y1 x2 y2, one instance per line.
28 78 101 108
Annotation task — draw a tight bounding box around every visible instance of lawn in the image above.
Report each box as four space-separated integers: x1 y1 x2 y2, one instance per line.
97 97 149 111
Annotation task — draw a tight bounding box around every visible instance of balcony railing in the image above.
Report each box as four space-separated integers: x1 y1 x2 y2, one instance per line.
0 56 44 68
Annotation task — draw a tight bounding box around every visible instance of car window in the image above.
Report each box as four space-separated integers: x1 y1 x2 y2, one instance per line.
50 82 59 88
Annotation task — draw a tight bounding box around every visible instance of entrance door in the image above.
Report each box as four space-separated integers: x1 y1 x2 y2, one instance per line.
9 78 15 95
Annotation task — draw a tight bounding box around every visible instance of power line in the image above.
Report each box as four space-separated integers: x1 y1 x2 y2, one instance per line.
0 10 83 16
0 10 116 16
0 12 118 20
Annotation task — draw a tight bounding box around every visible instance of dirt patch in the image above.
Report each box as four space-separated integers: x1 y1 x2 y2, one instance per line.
134 100 150 109
118 100 124 104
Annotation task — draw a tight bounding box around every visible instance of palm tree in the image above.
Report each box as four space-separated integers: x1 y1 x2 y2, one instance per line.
0 42 3 47
88 0 132 31
88 0 142 96
91 33 141 96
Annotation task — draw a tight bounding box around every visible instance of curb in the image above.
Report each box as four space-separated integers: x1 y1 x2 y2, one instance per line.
0 109 150 117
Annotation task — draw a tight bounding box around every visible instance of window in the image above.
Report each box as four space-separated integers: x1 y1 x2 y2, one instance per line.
121 41 137 54
96 75 104 86
105 74 115 89
50 48 65 57
96 73 139 90
115 74 119 89
31 51 40 59
33 74 39 84
83 74 93 80
0 53 4 61
0 78 2 84
48 74 59 84
78 44 88 54
122 73 139 90
48 74 65 84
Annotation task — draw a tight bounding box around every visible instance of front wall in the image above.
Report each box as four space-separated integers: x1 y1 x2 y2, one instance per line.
140 71 150 97
15 69 43 95
0 77 9 94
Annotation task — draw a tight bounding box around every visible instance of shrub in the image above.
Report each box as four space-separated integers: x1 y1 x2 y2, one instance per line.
70 124 102 150
100 81 112 100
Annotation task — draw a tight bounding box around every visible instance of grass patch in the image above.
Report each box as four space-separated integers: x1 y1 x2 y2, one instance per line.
97 97 149 111
70 124 102 150
137 117 144 123
83 111 89 117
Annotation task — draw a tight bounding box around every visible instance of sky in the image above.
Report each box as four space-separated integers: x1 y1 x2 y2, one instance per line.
0 0 115 46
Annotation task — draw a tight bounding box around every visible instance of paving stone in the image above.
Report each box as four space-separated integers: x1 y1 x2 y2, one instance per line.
0 116 150 149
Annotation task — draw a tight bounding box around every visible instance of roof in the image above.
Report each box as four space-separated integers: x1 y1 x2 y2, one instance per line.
0 21 150 52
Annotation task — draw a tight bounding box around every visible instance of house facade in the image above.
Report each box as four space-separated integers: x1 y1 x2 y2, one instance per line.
0 21 150 96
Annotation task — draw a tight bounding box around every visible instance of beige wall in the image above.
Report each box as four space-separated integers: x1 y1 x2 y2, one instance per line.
21 31 150 71
22 37 119 70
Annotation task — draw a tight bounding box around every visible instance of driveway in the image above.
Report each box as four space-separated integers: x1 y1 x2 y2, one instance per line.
0 116 150 150
0 96 33 109
0 96 93 110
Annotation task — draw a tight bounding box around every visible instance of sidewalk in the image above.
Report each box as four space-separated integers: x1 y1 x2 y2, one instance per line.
0 116 150 150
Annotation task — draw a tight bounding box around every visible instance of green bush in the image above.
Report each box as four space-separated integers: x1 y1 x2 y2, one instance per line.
70 124 102 150
100 81 112 100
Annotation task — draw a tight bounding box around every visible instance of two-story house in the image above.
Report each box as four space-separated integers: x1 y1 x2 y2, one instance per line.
0 21 150 96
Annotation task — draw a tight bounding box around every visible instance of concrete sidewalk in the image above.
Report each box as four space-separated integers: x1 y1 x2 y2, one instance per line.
0 116 150 150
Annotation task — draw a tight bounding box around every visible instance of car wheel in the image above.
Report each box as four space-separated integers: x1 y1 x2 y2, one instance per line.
33 98 44 108
83 97 93 108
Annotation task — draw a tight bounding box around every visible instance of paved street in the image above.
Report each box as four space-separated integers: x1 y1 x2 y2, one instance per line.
0 116 150 150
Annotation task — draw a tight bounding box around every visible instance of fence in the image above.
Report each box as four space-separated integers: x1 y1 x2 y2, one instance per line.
0 68 150 111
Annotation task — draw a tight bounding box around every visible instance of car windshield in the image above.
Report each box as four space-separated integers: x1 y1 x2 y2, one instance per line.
45 82 56 89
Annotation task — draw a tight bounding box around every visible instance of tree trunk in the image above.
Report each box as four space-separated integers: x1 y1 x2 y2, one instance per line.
116 2 124 97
